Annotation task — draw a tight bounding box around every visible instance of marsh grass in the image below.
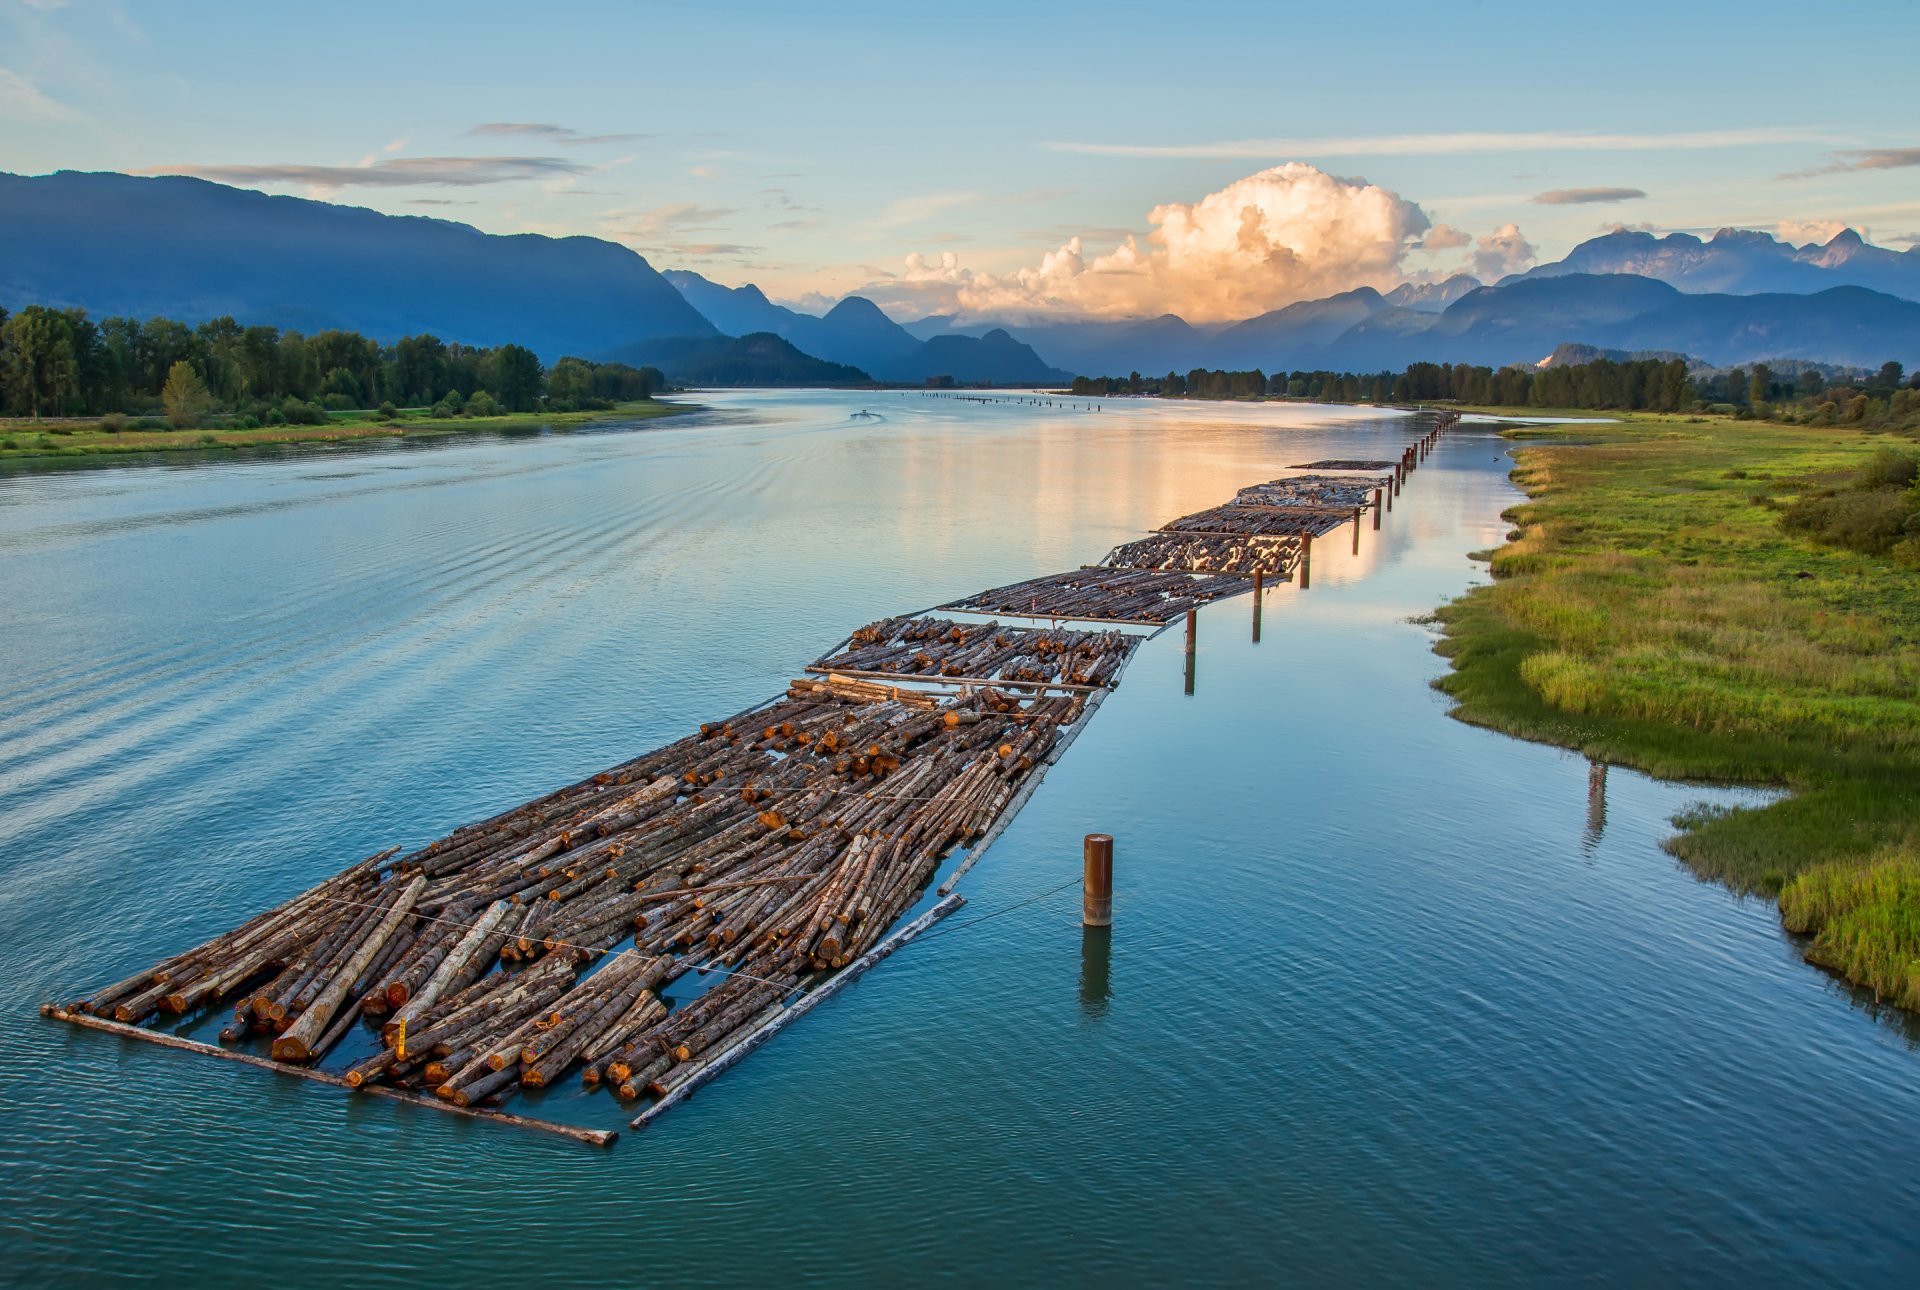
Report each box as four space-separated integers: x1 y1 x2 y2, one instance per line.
1435 412 1920 1011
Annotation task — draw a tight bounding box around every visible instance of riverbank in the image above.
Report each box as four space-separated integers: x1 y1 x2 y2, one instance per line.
1434 410 1920 1011
0 399 692 463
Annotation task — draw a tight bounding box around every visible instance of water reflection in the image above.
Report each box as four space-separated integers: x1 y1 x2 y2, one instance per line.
1584 760 1608 854
1078 925 1111 1018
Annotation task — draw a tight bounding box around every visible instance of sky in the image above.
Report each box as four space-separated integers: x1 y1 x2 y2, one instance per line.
3 0 1918 323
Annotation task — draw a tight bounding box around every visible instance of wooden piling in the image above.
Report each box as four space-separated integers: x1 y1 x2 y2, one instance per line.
1082 835 1113 927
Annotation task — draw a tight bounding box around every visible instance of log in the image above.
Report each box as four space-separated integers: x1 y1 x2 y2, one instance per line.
271 876 425 1062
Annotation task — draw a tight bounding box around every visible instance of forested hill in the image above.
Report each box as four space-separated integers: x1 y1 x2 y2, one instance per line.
0 171 716 360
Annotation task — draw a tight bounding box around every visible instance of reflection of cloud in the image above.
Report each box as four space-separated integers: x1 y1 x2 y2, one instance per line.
468 122 649 146
864 164 1432 323
1782 146 1920 179
0 67 79 121
133 155 587 187
1473 223 1536 278
1531 186 1647 205
1049 127 1841 159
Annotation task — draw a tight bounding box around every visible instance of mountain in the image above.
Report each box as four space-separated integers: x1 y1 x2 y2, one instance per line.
1384 274 1481 313
599 332 872 386
665 270 1069 384
996 314 1212 377
1515 227 1920 302
0 171 716 359
1207 288 1390 369
1583 285 1920 368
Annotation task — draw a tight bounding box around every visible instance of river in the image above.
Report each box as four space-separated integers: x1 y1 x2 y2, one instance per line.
1 391 1914 1284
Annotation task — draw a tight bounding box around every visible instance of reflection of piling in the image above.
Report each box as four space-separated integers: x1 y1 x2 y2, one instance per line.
1373 488 1383 528
1083 834 1113 927
1299 534 1312 590
1585 761 1608 847
1079 924 1111 1016
1183 609 1197 694
1352 507 1362 555
1252 569 1263 642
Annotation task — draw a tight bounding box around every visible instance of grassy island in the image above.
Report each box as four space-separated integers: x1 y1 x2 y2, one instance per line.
0 399 692 463
1435 410 1920 1012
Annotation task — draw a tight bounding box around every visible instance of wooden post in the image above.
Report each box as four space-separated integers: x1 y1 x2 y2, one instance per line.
1373 488 1383 528
1300 533 1312 589
1083 834 1113 927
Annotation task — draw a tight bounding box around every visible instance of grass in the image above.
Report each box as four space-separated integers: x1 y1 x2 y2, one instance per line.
0 399 692 463
1433 409 1920 1010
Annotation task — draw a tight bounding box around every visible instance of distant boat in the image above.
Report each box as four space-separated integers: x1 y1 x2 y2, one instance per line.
850 409 880 420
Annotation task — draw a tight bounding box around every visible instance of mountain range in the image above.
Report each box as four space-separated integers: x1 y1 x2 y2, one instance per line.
3 171 1915 383
659 271 1068 385
0 170 714 359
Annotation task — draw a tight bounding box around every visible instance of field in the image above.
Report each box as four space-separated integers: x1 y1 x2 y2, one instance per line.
1435 410 1920 1011
0 400 690 462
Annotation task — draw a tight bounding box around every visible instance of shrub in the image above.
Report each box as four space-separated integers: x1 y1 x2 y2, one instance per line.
377 401 398 420
463 390 500 417
1860 447 1919 489
1 438 17 450
280 398 327 426
319 392 357 412
99 412 128 433
430 403 454 419
264 407 286 426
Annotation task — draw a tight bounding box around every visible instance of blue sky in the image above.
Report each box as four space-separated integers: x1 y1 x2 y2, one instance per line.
3 0 1916 321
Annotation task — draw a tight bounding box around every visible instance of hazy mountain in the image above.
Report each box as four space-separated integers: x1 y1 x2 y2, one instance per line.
993 314 1212 377
1383 274 1481 313
665 270 1069 384
1582 285 1920 368
599 332 872 386
1514 227 1920 301
1208 288 1390 368
0 171 715 359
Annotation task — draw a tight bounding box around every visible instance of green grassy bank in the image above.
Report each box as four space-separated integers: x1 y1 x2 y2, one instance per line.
1434 410 1920 1011
0 399 691 463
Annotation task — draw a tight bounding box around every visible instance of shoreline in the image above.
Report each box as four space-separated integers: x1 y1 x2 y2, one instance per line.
1430 407 1920 1016
0 399 698 465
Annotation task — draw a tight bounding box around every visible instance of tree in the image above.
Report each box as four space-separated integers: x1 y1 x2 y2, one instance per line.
491 343 543 412
1876 361 1905 392
2 305 81 417
1749 363 1773 412
161 360 214 429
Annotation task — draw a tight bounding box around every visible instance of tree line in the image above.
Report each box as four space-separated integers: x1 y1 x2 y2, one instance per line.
0 302 664 428
1069 356 1919 429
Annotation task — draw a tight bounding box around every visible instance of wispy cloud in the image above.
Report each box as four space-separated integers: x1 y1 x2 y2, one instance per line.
0 66 79 121
1781 146 1920 179
871 191 980 229
468 122 649 146
608 202 736 240
1047 127 1843 159
1531 186 1648 205
132 155 589 188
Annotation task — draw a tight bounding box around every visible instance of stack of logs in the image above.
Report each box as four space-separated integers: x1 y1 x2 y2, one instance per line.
1100 532 1297 578
67 683 1084 1111
1156 503 1352 540
1234 474 1390 509
938 567 1252 624
811 616 1140 689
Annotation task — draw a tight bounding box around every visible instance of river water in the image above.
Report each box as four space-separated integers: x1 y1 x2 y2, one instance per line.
0 391 1914 1284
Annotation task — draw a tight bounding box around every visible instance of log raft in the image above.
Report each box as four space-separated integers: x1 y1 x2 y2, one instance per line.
44 412 1457 1143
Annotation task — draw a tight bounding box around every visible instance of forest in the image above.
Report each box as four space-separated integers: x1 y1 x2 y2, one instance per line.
0 302 663 428
1070 356 1920 431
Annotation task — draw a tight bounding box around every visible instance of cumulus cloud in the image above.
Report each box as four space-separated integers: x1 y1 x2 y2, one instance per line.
1421 223 1472 251
1531 186 1647 205
872 163 1432 322
469 122 648 146
1776 218 1855 245
1473 223 1536 279
132 156 587 188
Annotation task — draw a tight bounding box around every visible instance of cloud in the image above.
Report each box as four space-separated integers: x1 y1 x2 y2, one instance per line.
865 163 1433 323
0 67 78 121
132 155 588 188
1531 186 1647 205
608 202 736 240
468 122 648 146
1783 146 1920 178
406 198 476 206
1473 223 1536 279
1421 223 1472 251
1776 218 1854 245
871 191 981 230
1048 127 1842 160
